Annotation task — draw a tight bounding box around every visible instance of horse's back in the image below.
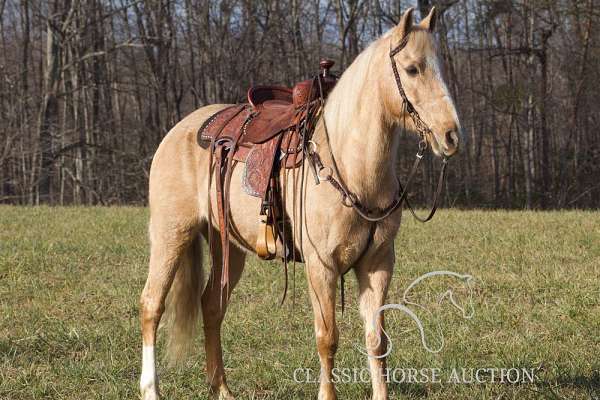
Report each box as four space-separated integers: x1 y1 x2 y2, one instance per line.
155 104 230 157
148 104 230 220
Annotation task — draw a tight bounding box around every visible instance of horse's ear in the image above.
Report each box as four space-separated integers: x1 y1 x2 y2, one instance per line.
394 7 415 43
420 6 437 32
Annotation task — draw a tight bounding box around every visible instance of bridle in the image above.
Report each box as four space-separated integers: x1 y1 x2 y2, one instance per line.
307 32 449 224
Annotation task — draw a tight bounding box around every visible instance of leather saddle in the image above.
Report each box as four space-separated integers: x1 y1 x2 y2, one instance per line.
197 60 337 292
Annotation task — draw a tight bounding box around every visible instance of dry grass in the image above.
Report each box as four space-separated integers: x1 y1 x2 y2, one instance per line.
0 207 599 399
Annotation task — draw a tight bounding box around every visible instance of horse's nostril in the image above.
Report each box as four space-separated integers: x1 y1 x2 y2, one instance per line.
445 130 458 148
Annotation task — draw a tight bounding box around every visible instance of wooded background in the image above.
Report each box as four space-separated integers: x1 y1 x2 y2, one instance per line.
0 0 598 208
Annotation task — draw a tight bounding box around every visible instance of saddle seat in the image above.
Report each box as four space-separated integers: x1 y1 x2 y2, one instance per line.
242 88 297 145
247 85 292 108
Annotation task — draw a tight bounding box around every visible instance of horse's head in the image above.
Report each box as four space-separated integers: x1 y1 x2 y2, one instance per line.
437 274 475 320
381 7 460 158
403 271 475 320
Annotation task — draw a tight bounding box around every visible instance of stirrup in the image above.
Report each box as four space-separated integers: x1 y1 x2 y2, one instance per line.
256 214 277 260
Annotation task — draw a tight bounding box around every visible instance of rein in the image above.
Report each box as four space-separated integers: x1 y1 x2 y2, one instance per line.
308 34 448 224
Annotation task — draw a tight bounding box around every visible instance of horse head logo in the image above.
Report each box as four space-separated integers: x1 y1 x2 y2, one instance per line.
358 271 475 358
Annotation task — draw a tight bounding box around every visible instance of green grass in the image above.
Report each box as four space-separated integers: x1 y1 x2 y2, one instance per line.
0 207 599 399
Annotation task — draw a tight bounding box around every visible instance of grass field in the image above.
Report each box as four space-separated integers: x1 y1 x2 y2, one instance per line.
0 207 599 399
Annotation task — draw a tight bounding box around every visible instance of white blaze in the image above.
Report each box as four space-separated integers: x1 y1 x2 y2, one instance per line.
426 55 460 127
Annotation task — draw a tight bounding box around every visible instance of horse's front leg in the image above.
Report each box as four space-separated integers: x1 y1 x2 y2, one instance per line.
307 260 339 400
355 244 394 400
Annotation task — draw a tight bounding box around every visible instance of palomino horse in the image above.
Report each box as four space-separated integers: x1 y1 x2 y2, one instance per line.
139 7 460 400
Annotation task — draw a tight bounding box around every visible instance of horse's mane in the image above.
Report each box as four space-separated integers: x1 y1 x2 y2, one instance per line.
324 26 435 134
323 38 382 135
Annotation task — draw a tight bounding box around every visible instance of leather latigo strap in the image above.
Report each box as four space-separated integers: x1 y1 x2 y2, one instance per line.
213 146 229 293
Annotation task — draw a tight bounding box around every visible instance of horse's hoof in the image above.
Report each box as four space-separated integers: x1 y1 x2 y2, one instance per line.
210 384 235 400
318 388 338 400
140 388 160 400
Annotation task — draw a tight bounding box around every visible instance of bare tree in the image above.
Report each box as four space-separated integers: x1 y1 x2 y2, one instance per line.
0 0 598 208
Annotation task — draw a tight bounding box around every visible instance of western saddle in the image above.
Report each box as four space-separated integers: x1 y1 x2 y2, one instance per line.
198 60 338 292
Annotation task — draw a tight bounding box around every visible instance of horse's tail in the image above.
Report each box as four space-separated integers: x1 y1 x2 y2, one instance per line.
163 235 204 365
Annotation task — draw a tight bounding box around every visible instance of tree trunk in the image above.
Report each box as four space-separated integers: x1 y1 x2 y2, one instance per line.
524 4 536 209
37 1 69 204
418 0 432 19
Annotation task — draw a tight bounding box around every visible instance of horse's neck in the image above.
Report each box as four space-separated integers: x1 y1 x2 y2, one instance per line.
320 48 399 207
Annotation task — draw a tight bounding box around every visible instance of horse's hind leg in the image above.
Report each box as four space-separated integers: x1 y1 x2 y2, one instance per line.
201 230 246 400
139 216 198 400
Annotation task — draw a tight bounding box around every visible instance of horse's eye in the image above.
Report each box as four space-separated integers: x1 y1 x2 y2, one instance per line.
405 66 418 76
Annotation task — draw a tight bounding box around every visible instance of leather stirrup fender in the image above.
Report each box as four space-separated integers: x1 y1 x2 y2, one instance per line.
256 214 277 260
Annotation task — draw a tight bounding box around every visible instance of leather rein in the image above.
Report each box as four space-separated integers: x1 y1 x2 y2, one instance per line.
307 34 449 224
